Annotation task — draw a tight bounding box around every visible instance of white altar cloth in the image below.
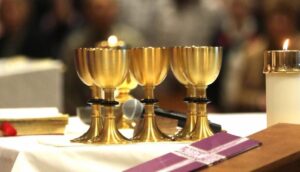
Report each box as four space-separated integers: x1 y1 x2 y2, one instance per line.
0 113 266 172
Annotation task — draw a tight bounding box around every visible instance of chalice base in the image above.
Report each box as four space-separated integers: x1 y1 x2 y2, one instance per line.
133 115 172 142
190 116 214 141
71 117 102 143
89 117 130 144
175 114 197 140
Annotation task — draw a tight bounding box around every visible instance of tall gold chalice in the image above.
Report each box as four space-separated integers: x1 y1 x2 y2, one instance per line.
88 48 130 144
130 47 171 142
72 48 103 143
182 46 222 140
170 47 197 140
96 35 138 129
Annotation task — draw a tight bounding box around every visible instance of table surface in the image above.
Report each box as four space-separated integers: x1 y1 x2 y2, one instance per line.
204 123 300 171
0 113 266 172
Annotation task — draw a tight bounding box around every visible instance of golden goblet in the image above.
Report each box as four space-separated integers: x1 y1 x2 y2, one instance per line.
88 48 130 144
72 48 103 143
130 47 171 142
182 46 222 140
170 47 197 140
95 36 136 129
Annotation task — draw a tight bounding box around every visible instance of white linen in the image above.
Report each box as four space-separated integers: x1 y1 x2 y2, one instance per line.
0 113 266 172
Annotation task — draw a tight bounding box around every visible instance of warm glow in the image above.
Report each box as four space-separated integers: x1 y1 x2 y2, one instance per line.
107 35 118 47
283 39 289 50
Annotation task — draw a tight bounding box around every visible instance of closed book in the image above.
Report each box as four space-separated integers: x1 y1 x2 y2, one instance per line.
0 108 68 135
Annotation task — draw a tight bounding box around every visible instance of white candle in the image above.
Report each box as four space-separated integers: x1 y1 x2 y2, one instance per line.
264 39 300 126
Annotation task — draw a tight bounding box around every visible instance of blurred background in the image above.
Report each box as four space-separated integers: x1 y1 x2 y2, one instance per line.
0 0 299 115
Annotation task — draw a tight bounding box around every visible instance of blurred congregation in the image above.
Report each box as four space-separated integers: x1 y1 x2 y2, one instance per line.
0 0 300 115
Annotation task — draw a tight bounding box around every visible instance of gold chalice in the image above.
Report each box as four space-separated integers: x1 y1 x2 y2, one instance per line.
72 48 103 143
170 47 197 140
88 48 130 144
182 46 222 140
130 47 171 142
96 36 136 129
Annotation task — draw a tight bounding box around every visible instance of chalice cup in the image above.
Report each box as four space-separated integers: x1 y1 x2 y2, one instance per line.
72 48 103 143
182 46 222 140
130 47 171 142
88 48 130 144
170 47 197 140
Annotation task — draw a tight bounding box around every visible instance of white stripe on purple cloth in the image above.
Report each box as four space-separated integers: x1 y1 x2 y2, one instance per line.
173 146 225 165
157 137 249 171
157 159 195 172
208 137 249 154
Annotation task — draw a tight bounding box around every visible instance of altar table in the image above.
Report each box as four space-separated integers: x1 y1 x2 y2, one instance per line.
0 113 266 172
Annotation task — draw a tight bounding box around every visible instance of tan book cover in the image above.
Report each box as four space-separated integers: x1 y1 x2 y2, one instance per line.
0 108 68 135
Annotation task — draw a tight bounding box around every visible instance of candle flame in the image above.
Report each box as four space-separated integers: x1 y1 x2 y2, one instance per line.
283 39 289 50
108 35 118 47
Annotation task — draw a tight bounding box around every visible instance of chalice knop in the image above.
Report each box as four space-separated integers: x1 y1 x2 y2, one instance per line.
88 48 130 144
72 48 103 143
130 47 171 142
170 47 197 140
182 46 222 140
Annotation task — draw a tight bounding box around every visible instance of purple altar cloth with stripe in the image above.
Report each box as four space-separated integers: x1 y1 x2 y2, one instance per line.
124 132 261 172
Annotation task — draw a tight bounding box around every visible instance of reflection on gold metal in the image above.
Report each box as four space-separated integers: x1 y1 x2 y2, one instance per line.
182 46 222 141
116 73 138 128
72 48 103 143
130 47 171 142
170 47 196 140
263 50 300 73
88 48 130 144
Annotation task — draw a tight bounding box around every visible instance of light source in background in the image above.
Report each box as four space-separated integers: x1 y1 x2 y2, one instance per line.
107 35 118 47
96 35 126 48
283 39 289 50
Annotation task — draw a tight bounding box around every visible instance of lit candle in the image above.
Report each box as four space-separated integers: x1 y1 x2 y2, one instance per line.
263 39 300 126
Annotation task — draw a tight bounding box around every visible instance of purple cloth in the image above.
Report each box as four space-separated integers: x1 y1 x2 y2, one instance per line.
124 132 261 172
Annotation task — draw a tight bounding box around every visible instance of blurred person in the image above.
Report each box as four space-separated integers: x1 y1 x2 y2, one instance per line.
221 1 300 112
218 0 258 112
157 0 225 46
61 0 145 115
151 0 226 112
0 0 48 58
116 0 226 112
38 0 80 59
116 0 171 46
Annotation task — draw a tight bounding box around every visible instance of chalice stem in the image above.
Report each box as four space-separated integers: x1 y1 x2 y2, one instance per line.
191 86 213 140
133 86 170 141
91 85 101 118
88 85 102 136
98 89 129 144
186 85 197 129
176 86 197 138
71 85 102 143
